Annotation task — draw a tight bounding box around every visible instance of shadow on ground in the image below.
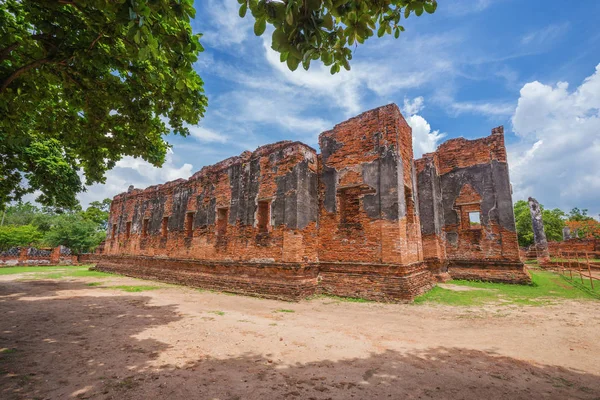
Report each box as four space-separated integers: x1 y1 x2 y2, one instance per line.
0 280 598 400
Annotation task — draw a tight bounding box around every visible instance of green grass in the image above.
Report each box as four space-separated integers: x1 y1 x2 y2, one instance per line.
87 282 103 287
107 285 159 292
208 310 225 316
0 265 111 279
273 309 295 313
414 270 598 306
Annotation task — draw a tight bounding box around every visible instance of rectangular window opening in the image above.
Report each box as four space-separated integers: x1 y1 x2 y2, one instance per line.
161 216 169 238
142 219 149 237
339 187 361 228
125 221 132 239
469 211 481 228
257 201 271 233
217 208 229 236
112 224 117 239
185 212 194 238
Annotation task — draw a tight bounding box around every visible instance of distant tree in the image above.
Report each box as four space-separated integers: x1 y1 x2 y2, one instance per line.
0 225 43 250
82 198 111 230
44 214 104 254
1 0 207 209
566 207 599 239
513 200 565 247
241 0 438 73
567 207 593 222
2 202 41 226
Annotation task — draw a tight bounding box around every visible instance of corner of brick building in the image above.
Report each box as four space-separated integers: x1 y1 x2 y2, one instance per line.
415 125 530 284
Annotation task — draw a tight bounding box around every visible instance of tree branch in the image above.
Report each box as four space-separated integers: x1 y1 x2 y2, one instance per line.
0 43 20 62
0 58 50 94
89 32 103 50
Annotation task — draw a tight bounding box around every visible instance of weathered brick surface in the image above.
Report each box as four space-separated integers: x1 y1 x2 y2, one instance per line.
318 104 422 265
96 104 528 301
548 239 600 257
448 260 531 284
85 254 318 301
0 247 77 266
415 126 529 284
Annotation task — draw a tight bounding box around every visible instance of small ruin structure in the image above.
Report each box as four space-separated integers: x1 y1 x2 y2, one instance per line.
93 104 530 301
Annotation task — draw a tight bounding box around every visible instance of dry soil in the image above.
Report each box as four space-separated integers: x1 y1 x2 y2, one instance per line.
0 273 599 400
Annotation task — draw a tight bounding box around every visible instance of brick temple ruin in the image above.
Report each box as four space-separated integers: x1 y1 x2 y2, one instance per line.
92 104 530 301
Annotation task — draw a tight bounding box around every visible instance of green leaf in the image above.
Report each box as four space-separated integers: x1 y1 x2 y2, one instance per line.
286 11 293 25
424 1 437 14
239 3 247 18
254 18 266 36
286 56 300 71
323 13 333 30
394 28 400 38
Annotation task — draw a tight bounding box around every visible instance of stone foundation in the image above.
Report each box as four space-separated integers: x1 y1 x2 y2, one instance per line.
83 254 433 302
448 260 531 284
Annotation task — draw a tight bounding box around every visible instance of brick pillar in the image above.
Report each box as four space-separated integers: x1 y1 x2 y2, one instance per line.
18 247 28 264
528 197 550 264
50 247 61 264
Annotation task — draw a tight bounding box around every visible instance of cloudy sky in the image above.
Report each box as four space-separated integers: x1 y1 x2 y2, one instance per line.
81 0 600 216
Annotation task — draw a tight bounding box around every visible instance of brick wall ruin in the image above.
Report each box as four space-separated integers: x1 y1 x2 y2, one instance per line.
94 104 529 301
0 246 76 266
415 126 530 284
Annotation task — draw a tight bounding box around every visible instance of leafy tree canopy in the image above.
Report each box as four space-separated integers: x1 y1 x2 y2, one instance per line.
1 0 437 211
1 0 207 209
243 0 437 73
44 213 105 254
513 200 566 247
567 207 593 222
0 225 43 250
0 199 111 252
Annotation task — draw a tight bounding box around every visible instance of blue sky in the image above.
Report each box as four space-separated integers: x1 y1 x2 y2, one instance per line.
81 0 600 216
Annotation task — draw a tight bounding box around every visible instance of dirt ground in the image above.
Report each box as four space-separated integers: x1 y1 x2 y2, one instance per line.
1 273 599 400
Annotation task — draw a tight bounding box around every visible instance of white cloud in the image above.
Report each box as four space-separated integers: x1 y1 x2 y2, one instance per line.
447 100 515 116
509 63 600 214
261 33 458 116
78 151 193 208
521 22 570 46
188 125 229 143
446 0 498 16
402 96 425 115
198 0 253 48
402 97 446 158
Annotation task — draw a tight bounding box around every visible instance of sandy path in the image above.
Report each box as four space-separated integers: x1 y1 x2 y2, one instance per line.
0 275 599 400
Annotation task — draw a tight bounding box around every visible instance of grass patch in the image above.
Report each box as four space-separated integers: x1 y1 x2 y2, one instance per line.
273 309 295 313
108 285 159 292
208 311 225 316
414 270 598 306
87 282 103 287
1 265 112 279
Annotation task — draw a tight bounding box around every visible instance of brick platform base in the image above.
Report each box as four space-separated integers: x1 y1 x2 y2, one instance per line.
447 260 531 284
82 255 434 302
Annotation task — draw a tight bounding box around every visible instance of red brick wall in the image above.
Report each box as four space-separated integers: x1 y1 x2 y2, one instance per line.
105 141 319 264
548 239 600 256
415 126 527 283
99 105 530 300
318 104 423 265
